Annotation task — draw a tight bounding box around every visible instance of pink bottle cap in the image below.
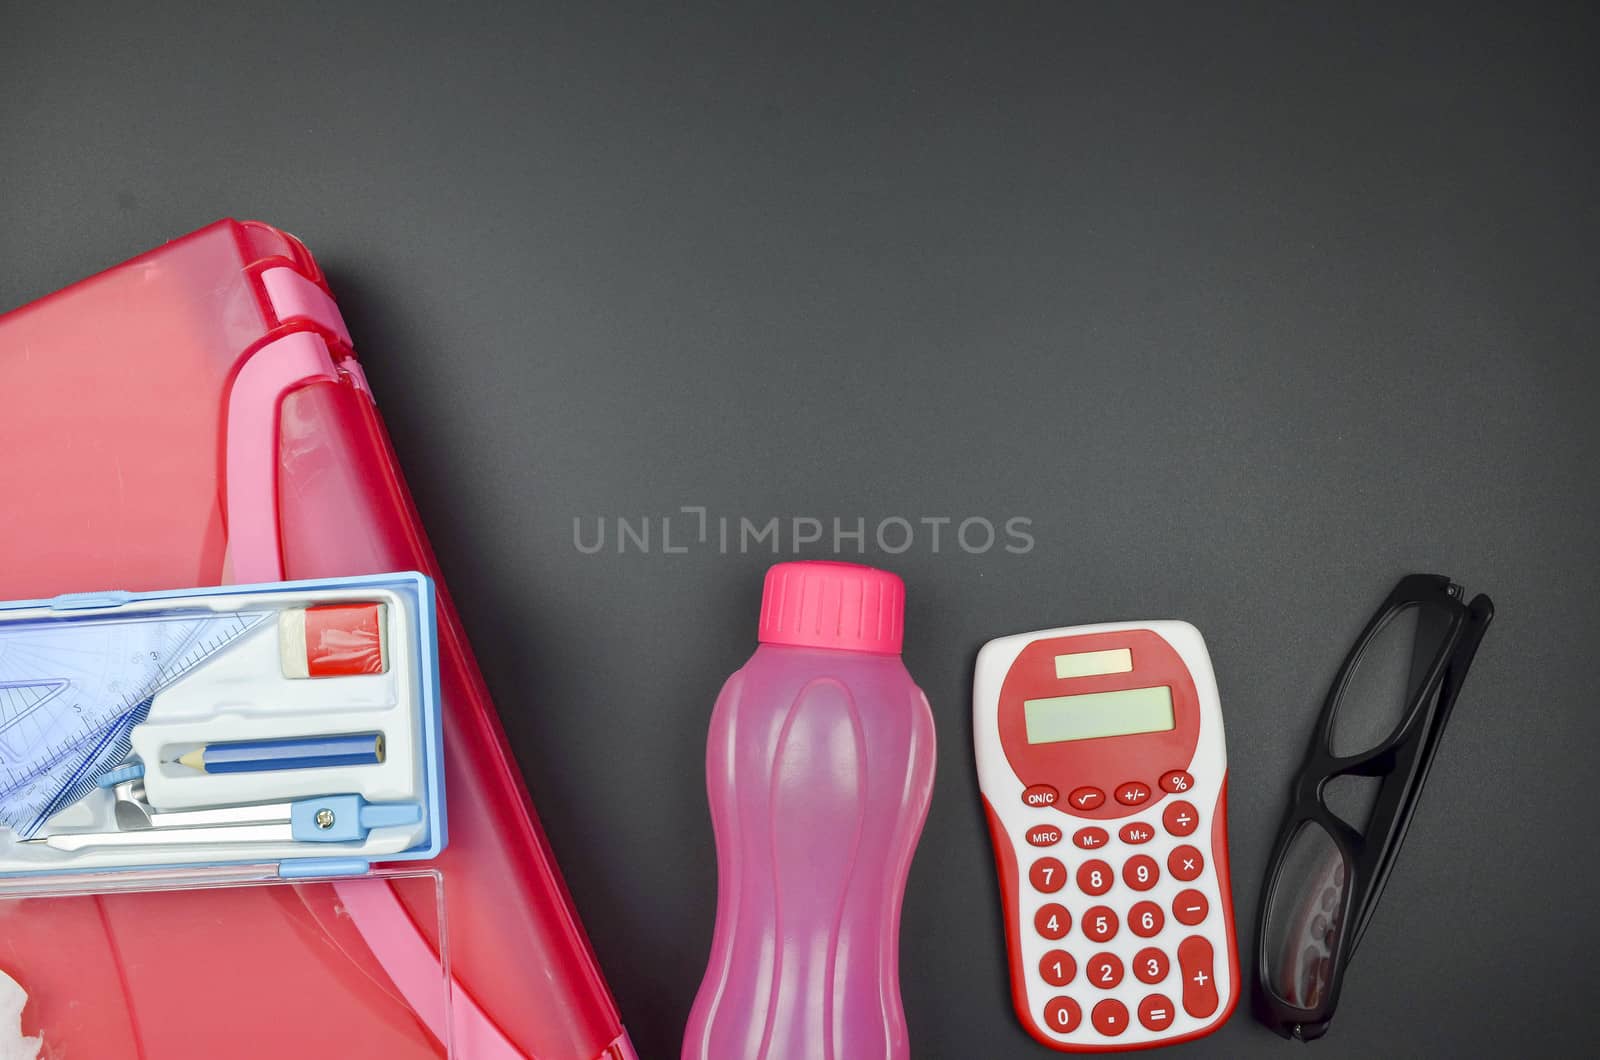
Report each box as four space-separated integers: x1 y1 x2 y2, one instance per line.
757 561 905 655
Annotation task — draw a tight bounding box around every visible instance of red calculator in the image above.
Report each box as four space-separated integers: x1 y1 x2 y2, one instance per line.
974 622 1239 1050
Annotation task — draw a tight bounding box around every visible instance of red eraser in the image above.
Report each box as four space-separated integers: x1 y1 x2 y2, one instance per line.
280 603 389 678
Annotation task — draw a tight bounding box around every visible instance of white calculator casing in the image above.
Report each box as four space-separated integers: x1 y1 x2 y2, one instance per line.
974 621 1240 1051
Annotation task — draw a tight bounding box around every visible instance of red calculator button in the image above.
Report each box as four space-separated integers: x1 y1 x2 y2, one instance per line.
1040 949 1077 987
1129 901 1165 938
1068 786 1105 811
1118 822 1156 845
1178 936 1220 1018
1162 800 1199 836
1029 857 1067 893
1023 783 1060 809
1044 996 1082 1034
1086 951 1124 989
1159 770 1194 794
1133 946 1170 984
1076 859 1113 896
1138 993 1176 1032
1026 824 1063 848
1114 781 1151 806
1082 905 1119 943
1072 826 1109 850
1172 889 1209 926
1090 999 1129 1037
1035 903 1072 939
1122 854 1160 891
1167 845 1205 882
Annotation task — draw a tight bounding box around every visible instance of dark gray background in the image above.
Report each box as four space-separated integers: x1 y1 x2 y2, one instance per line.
3 4 1596 1057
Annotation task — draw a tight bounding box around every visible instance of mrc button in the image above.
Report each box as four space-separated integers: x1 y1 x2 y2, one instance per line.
1026 824 1064 847
1022 784 1059 808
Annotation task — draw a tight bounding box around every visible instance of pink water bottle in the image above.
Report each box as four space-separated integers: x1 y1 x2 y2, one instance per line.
683 561 937 1060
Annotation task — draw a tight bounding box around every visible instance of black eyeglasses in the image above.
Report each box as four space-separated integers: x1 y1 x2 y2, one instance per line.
1253 574 1493 1041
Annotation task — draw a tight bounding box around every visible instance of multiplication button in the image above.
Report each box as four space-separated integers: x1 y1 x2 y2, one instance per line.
1167 845 1204 882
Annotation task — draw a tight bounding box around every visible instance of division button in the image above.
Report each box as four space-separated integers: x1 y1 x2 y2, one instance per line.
1162 800 1199 836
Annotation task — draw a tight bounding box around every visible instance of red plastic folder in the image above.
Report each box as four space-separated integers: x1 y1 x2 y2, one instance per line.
0 220 635 1059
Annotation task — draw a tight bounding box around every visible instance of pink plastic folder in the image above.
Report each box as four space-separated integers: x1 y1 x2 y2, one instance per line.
0 220 635 1059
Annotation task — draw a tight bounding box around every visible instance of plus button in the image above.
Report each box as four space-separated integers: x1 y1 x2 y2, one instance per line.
1177 936 1219 1018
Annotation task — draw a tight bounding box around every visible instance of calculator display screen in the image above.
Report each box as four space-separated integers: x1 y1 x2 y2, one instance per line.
1022 686 1175 744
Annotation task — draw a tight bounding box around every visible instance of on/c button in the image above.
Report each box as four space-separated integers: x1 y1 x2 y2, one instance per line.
1022 784 1060 808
